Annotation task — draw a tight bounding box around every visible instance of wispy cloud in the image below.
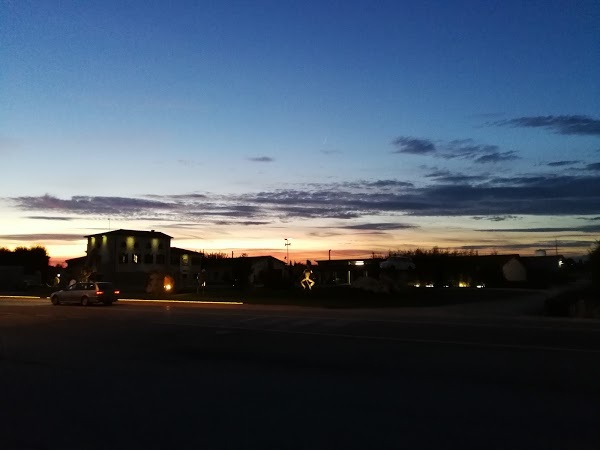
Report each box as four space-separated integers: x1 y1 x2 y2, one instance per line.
393 137 518 164
342 223 417 231
476 224 600 233
442 139 498 159
586 162 600 171
459 240 596 250
547 160 580 167
10 194 172 216
338 179 414 189
214 220 271 226
440 139 518 163
320 149 342 155
472 215 519 222
425 169 488 184
248 156 275 163
26 216 74 221
492 115 600 136
177 159 202 167
0 233 86 241
473 151 518 163
392 137 436 154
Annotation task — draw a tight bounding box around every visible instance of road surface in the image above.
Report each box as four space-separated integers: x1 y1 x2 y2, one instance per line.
1 297 600 449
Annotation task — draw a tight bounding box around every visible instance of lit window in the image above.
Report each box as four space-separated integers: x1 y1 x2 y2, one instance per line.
119 253 128 264
133 253 140 264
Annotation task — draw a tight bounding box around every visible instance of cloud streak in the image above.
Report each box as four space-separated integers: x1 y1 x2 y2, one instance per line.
6 173 600 227
0 233 86 241
547 160 580 167
393 137 518 164
248 156 275 163
342 223 417 231
492 115 600 136
392 137 436 154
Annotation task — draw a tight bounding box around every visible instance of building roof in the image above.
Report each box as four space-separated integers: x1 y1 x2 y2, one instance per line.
84 229 172 239
170 247 205 256
65 256 86 267
242 255 286 263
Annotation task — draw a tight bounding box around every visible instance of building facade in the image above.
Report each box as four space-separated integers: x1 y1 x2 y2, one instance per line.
84 229 172 288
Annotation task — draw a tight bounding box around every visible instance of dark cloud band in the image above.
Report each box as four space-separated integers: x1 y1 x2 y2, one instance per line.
492 115 600 136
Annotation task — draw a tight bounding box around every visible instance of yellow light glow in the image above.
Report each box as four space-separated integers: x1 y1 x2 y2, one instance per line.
164 284 172 291
120 299 243 305
458 281 469 288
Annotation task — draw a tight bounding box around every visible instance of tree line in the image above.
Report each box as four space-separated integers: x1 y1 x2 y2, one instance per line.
0 246 50 277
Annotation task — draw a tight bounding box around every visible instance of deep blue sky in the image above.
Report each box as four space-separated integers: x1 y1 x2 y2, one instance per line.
1 0 599 262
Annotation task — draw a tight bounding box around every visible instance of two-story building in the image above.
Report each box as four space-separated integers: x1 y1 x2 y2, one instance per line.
84 229 172 289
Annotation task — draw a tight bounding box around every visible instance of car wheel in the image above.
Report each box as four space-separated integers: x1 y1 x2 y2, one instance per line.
51 295 60 305
81 296 90 306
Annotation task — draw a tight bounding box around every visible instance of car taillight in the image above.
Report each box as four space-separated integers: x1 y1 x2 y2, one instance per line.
96 290 104 295
114 290 120 295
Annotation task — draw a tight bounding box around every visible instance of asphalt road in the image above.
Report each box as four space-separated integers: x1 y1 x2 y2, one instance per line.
1 297 600 450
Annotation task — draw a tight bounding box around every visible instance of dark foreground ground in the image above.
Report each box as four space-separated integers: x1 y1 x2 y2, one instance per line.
1 297 600 450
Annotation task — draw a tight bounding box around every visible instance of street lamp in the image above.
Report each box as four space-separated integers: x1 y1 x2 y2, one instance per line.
285 238 291 265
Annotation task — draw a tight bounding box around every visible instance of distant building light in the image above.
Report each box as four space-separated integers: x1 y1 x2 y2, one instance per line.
354 261 365 266
558 260 564 268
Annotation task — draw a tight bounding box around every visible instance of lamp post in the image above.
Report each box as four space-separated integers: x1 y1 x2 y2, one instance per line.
285 238 291 265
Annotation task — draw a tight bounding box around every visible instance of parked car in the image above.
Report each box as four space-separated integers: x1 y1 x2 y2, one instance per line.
50 281 120 306
379 256 416 270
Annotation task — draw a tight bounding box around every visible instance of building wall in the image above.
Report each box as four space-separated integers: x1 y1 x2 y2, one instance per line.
85 231 171 290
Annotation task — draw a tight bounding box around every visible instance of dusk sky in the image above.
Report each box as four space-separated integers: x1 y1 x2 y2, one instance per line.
1 0 599 265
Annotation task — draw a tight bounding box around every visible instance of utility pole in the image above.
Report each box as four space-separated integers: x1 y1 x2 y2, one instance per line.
285 238 291 265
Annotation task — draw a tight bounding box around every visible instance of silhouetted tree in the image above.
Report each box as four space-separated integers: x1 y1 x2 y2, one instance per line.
589 241 600 290
0 246 49 278
204 252 228 260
